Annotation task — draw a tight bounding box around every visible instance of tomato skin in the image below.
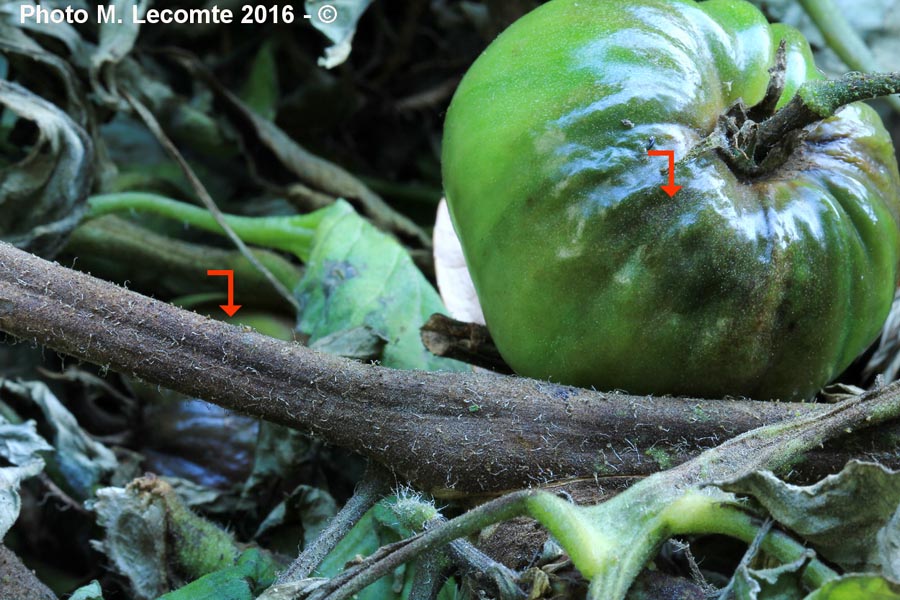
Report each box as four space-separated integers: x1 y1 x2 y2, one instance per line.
442 0 900 401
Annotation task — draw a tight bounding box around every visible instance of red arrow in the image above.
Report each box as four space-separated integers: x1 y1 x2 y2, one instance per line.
206 269 241 317
647 149 682 198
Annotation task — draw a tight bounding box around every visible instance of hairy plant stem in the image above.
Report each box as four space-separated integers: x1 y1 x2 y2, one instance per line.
275 464 392 585
1 242 900 494
314 367 900 599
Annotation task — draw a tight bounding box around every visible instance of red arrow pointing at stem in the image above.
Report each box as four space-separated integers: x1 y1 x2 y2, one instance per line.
206 269 242 317
647 149 682 198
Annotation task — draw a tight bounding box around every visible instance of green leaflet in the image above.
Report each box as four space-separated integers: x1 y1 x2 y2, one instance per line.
240 41 280 121
801 575 900 599
158 549 278 600
295 200 465 371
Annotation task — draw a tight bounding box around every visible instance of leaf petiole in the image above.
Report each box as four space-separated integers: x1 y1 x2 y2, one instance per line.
86 192 334 262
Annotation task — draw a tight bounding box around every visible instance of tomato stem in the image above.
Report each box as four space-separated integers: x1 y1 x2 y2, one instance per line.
798 0 900 114
721 71 900 178
757 72 900 150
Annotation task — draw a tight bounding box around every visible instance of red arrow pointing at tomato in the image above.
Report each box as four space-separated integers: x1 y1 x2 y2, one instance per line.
647 149 682 198
206 269 242 317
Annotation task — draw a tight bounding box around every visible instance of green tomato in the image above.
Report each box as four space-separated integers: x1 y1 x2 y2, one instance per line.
442 0 900 401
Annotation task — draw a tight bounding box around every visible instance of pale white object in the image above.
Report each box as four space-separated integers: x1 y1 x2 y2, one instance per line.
433 199 486 325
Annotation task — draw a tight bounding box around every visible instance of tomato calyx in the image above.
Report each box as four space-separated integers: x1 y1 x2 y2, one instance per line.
716 42 802 179
718 65 900 180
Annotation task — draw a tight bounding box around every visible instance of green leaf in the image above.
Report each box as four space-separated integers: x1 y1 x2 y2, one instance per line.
304 0 374 68
85 195 464 371
240 41 280 121
0 80 92 255
296 201 466 371
802 574 900 599
158 549 279 600
719 461 900 572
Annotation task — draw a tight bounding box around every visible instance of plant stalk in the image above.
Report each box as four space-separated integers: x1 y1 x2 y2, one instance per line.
1 242 900 494
756 71 900 152
798 0 900 114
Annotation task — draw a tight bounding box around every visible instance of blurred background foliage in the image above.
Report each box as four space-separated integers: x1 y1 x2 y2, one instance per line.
0 0 899 598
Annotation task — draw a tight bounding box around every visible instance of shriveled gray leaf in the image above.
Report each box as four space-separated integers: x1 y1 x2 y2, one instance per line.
304 0 374 68
0 80 92 255
309 325 387 362
0 459 44 540
718 461 900 572
0 1 92 60
731 552 811 600
1 380 117 500
0 407 51 540
90 0 148 106
0 417 52 466
90 478 241 600
90 485 170 600
878 503 900 581
0 5 90 122
70 580 105 600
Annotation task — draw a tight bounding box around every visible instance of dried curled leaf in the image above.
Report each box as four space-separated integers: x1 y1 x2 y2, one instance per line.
0 80 92 255
304 0 374 69
719 461 900 573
